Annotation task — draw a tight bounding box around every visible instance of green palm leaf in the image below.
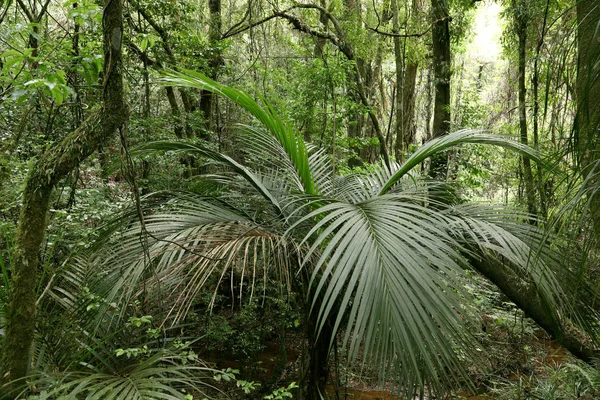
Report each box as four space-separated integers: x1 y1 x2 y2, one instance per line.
90 192 296 328
161 69 316 195
134 141 284 216
13 352 217 400
86 73 598 398
291 193 473 396
379 129 545 195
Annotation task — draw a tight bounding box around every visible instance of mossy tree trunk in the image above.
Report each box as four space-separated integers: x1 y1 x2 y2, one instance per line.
471 256 598 363
1 0 127 386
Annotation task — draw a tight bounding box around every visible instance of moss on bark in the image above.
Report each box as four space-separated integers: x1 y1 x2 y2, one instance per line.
472 256 597 363
1 0 127 391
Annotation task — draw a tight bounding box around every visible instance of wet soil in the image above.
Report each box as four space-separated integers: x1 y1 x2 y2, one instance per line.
205 338 569 399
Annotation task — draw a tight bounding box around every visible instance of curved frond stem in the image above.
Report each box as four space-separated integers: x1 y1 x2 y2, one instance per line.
378 130 545 195
160 69 317 195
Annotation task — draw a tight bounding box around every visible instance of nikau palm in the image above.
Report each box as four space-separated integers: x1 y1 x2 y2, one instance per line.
90 70 597 398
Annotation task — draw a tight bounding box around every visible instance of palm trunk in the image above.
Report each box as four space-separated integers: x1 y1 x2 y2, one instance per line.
306 315 333 400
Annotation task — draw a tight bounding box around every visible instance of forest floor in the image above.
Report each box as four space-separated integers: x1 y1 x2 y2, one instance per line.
204 326 578 399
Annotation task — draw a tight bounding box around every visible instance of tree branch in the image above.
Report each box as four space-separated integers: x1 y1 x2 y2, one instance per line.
222 12 281 39
0 0 13 25
129 0 175 60
365 24 431 38
220 3 391 166
15 0 34 22
125 40 157 67
275 11 344 52
36 0 52 22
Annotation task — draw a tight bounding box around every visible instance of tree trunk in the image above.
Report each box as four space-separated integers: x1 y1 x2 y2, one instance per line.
401 63 418 154
70 2 83 130
165 87 184 138
394 0 419 162
429 0 451 180
314 0 328 59
576 0 600 235
305 316 332 400
1 0 127 387
304 0 329 142
344 0 366 168
471 256 598 363
392 0 404 161
532 0 550 219
199 0 223 131
514 0 538 218
424 66 434 142
365 47 384 163
347 69 366 168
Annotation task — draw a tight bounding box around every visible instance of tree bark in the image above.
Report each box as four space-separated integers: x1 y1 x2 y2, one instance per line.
471 256 598 363
393 0 419 162
392 0 404 161
1 0 127 387
199 0 224 132
400 63 418 156
576 1 600 235
532 0 550 219
514 0 538 218
429 0 451 180
424 66 434 142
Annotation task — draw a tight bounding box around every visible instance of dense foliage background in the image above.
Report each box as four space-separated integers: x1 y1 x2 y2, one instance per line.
1 0 600 398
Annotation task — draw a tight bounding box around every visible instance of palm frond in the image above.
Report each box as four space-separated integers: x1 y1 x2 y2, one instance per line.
379 130 545 195
161 69 316 195
291 193 473 396
12 351 218 400
447 202 600 352
236 125 305 192
134 141 284 217
307 145 335 196
446 203 566 303
90 192 298 328
88 74 600 398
